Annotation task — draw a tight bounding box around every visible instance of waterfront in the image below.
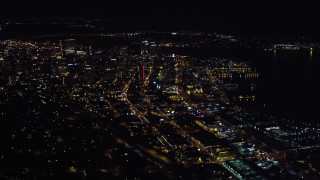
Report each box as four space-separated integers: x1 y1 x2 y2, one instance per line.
164 47 320 124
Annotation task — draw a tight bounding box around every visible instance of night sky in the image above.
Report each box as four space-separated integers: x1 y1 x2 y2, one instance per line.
1 0 320 35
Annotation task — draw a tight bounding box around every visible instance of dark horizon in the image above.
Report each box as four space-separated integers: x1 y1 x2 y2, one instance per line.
1 0 320 36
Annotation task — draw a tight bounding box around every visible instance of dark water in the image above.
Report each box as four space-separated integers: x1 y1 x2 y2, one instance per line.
166 47 320 124
256 49 320 124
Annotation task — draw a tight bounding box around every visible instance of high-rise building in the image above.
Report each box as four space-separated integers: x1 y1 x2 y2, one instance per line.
119 46 128 67
141 41 149 59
